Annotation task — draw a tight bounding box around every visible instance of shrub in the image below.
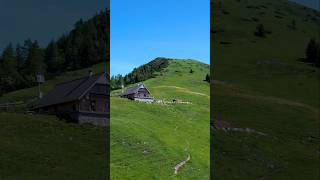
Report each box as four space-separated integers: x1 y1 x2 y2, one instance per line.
254 24 266 37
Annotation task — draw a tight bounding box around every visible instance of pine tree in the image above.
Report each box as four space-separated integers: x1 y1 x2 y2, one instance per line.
2 44 17 71
15 43 25 70
45 40 64 73
1 44 25 90
25 41 46 76
20 39 34 74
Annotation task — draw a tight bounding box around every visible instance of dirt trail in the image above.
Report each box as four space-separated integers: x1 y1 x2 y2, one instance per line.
215 83 319 114
213 120 267 136
154 86 209 98
174 154 190 175
235 93 318 113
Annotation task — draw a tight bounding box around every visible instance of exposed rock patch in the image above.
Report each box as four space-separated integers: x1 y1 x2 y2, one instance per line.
212 120 267 136
174 154 191 175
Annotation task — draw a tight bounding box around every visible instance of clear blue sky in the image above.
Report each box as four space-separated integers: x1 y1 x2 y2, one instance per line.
111 0 210 76
0 0 107 52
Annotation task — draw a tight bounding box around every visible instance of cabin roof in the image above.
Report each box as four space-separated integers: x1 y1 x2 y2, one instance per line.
121 84 150 96
33 72 108 109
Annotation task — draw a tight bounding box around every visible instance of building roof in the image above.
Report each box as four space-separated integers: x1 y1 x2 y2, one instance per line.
33 73 108 109
121 84 150 96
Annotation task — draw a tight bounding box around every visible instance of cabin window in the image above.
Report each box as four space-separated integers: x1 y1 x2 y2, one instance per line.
90 100 96 112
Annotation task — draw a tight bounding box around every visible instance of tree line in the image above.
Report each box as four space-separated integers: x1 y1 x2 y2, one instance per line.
0 10 110 95
110 58 170 90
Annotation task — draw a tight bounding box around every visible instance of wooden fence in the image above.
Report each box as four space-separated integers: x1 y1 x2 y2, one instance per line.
0 101 26 112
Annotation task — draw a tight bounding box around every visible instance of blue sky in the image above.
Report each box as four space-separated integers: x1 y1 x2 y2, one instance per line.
111 0 210 75
0 0 107 52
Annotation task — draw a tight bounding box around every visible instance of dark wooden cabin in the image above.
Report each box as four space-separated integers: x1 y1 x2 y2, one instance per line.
32 72 109 126
120 84 153 103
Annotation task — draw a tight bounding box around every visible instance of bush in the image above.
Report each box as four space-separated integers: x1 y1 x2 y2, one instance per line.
205 74 210 83
306 39 318 63
254 24 266 37
303 38 320 68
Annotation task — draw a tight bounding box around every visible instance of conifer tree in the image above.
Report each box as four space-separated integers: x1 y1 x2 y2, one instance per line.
45 40 64 74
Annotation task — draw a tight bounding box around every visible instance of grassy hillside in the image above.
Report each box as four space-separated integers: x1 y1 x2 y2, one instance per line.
110 60 210 179
212 0 319 179
0 62 108 179
0 113 107 179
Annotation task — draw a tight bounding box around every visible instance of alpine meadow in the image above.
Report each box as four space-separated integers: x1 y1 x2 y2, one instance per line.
211 0 320 179
110 58 210 179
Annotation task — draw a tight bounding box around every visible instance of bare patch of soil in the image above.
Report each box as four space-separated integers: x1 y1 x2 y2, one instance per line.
213 120 267 136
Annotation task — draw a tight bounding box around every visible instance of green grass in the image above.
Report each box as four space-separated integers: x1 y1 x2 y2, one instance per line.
0 113 107 179
0 63 108 179
110 60 210 179
212 0 320 179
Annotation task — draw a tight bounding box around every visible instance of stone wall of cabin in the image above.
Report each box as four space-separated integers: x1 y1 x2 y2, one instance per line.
134 98 154 103
78 113 108 126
